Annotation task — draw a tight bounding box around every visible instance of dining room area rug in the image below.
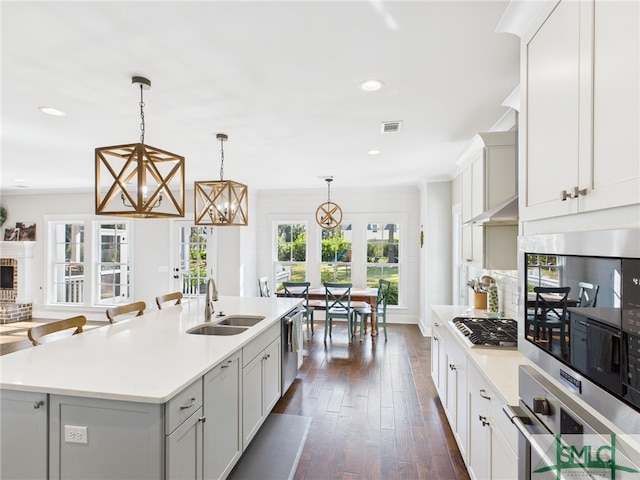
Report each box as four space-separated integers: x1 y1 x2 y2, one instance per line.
228 413 312 480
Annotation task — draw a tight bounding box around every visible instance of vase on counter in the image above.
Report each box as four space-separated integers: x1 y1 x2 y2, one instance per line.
487 284 499 314
473 292 487 309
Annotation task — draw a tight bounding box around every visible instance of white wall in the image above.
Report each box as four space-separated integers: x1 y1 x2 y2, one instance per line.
420 181 453 335
2 184 454 328
0 190 259 320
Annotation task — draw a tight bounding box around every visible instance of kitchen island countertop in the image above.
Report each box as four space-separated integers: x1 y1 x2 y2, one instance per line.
0 296 301 403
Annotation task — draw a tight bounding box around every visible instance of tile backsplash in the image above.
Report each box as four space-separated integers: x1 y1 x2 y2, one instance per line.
465 266 519 320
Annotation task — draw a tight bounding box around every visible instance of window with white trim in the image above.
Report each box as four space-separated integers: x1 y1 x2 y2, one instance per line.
48 219 132 306
275 222 307 290
366 223 399 305
320 224 352 283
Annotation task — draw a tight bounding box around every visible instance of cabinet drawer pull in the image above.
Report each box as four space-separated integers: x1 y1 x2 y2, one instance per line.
33 400 44 409
479 415 490 427
433 322 440 327
449 363 457 371
221 359 233 369
479 389 491 400
198 416 206 423
180 397 197 410
572 186 587 198
561 189 570 201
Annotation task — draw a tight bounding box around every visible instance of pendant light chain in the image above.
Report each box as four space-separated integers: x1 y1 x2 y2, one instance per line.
327 178 331 203
219 136 225 181
138 83 146 144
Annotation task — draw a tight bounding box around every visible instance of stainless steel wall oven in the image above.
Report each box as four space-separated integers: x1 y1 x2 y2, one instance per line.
509 229 640 479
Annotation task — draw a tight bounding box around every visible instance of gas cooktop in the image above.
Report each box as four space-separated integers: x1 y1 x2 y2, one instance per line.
451 316 518 348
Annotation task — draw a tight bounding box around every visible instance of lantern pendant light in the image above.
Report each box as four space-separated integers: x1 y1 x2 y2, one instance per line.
194 133 249 226
315 177 342 229
95 76 185 218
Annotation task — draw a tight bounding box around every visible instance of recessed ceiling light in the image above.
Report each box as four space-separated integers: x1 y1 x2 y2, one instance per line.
360 79 384 92
367 149 380 155
38 106 66 116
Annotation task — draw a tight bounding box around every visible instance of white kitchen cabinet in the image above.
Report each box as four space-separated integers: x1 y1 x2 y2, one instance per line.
522 0 640 222
203 352 242 480
166 379 205 480
467 362 517 480
445 334 468 460
459 131 517 223
166 407 204 480
0 390 48 480
461 165 474 224
431 319 447 400
242 322 281 449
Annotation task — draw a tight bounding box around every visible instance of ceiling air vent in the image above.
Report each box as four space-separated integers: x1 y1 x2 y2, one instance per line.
381 121 402 133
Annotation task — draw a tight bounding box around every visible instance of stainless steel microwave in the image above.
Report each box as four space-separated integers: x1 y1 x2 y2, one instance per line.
519 228 640 435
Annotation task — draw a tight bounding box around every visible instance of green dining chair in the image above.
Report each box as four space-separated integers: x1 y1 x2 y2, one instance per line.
282 281 315 340
353 279 391 341
324 282 354 343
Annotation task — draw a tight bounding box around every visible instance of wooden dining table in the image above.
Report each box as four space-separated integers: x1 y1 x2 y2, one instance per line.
526 292 579 308
277 286 379 335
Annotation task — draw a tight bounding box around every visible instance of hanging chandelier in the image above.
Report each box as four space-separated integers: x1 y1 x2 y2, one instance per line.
315 177 342 229
95 76 185 218
194 133 249 226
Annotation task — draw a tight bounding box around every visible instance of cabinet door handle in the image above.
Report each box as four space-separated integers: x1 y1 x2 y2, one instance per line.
433 322 440 327
571 186 587 198
33 400 45 409
449 363 457 371
180 397 197 410
479 415 490 427
479 389 491 400
561 189 571 201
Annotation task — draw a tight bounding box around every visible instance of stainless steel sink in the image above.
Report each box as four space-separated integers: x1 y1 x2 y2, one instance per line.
216 315 265 327
187 324 248 336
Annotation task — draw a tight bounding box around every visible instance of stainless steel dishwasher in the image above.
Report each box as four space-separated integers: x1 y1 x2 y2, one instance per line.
281 308 303 394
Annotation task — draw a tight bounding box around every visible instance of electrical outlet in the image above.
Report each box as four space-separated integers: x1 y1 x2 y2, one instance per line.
64 425 88 444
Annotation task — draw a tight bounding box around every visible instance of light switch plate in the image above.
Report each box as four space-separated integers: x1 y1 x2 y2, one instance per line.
64 425 88 444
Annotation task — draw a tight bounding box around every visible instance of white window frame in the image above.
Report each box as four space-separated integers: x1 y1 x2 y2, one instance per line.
272 221 310 290
45 215 133 308
364 221 402 307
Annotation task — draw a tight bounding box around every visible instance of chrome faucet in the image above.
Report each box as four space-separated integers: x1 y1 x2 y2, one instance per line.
204 277 218 321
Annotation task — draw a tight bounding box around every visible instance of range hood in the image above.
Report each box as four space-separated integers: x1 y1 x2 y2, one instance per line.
468 194 518 224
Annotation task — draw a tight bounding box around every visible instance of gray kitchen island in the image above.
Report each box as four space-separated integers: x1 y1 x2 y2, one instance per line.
0 296 301 480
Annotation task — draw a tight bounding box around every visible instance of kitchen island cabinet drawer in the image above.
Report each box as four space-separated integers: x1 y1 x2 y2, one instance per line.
165 378 203 434
242 321 280 367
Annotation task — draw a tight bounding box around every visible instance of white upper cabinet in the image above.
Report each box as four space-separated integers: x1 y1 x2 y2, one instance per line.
459 131 518 225
521 0 640 222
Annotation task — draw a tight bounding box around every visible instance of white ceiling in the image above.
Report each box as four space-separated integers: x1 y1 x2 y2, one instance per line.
1 1 519 195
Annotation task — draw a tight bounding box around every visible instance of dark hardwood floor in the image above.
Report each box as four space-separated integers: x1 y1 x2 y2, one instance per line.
273 322 470 480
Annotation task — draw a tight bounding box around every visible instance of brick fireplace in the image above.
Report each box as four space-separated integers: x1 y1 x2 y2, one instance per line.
0 241 35 323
